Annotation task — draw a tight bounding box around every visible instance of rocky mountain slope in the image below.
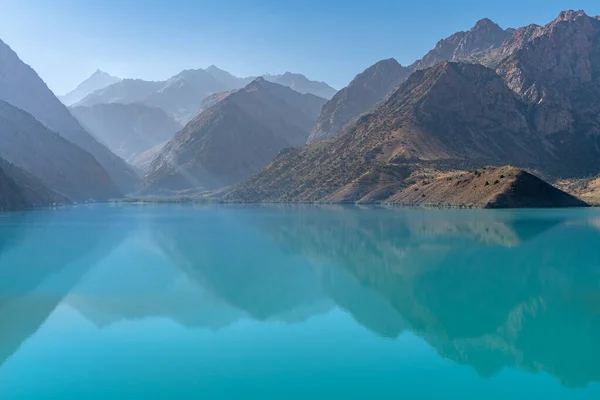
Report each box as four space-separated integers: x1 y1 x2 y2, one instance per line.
231 62 550 203
264 72 337 99
411 18 514 70
308 58 412 143
495 10 600 176
0 101 120 201
0 38 137 193
556 175 600 205
59 70 121 106
387 166 586 208
70 103 182 163
142 78 327 193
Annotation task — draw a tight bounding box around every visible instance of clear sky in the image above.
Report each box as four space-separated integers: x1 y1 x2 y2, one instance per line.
1 0 599 95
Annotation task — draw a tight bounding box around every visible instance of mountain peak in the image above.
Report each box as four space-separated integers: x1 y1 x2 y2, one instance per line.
473 18 495 28
556 9 588 22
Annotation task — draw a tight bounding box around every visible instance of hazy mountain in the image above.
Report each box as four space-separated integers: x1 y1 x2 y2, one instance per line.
74 67 334 124
411 18 513 70
75 79 164 107
59 70 121 106
143 69 229 124
264 72 337 99
231 62 552 203
76 69 234 124
0 101 120 201
0 38 137 193
142 78 327 193
308 58 412 143
70 103 182 163
205 65 254 89
127 141 168 172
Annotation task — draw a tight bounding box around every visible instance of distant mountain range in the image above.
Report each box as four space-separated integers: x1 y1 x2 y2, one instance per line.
142 78 327 193
59 70 121 106
70 66 336 125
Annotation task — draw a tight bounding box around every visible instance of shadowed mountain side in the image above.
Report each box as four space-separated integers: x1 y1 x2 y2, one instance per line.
0 206 132 367
70 103 182 162
142 79 327 193
0 39 138 193
0 101 120 201
0 159 69 208
0 163 29 211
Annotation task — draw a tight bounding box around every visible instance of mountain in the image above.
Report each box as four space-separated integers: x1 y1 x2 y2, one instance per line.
0 101 120 201
495 10 600 176
264 72 337 99
75 79 164 107
59 70 121 106
143 69 230 124
70 103 182 163
411 18 513 70
205 65 254 89
387 166 586 208
142 78 327 193
76 70 234 124
0 38 137 193
0 158 69 208
0 163 29 211
308 58 412 143
231 62 549 203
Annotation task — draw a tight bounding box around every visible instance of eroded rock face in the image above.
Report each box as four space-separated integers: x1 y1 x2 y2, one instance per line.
496 10 600 175
411 18 513 70
308 58 411 143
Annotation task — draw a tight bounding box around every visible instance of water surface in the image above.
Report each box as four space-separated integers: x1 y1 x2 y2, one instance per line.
1 204 600 399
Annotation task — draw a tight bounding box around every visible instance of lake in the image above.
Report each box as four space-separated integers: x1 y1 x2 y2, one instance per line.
1 204 600 399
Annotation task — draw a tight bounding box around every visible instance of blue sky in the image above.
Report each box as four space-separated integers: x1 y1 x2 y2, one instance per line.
1 0 599 95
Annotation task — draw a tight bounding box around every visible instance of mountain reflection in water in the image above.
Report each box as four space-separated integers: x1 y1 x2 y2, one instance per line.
0 204 599 392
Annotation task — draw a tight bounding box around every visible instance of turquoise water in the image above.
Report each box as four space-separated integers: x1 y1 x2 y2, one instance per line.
1 205 600 399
